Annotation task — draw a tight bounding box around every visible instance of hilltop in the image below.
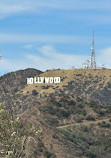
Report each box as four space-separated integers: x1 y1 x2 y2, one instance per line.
1 68 111 158
24 69 111 105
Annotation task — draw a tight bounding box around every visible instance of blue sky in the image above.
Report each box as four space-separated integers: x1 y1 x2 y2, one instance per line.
0 0 111 74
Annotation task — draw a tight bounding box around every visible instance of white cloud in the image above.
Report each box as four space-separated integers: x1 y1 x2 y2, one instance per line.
1 45 111 74
0 45 89 73
0 33 111 47
0 58 30 71
0 33 89 44
23 44 34 50
0 0 111 28
0 0 111 19
0 0 31 19
69 13 111 25
23 45 90 70
97 47 111 68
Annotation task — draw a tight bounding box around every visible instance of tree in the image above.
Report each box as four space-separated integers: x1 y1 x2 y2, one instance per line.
0 104 38 157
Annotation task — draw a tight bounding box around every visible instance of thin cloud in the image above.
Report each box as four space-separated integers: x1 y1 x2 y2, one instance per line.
1 45 111 74
0 33 111 46
0 33 89 44
23 44 34 50
96 47 111 68
0 0 111 19
0 45 90 73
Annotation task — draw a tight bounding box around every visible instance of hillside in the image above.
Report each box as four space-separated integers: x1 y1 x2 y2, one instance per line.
1 68 111 158
24 69 111 105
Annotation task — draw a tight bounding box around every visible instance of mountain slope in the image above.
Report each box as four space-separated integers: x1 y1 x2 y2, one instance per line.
24 69 111 105
1 68 111 158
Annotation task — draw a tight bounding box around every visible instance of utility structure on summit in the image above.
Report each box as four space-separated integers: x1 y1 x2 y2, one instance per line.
90 31 96 69
82 31 97 69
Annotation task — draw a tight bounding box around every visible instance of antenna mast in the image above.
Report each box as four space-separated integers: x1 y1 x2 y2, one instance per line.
90 31 96 69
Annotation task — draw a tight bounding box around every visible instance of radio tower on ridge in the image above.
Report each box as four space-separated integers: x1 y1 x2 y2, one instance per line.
90 31 96 69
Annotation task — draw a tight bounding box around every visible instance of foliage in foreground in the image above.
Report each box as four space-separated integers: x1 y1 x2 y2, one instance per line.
0 104 37 158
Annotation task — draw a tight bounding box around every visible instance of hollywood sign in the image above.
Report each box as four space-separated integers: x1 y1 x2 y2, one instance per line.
27 77 61 84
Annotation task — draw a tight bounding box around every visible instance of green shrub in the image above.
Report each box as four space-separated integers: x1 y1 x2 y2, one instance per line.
86 115 96 121
98 122 110 128
44 151 56 158
32 89 38 96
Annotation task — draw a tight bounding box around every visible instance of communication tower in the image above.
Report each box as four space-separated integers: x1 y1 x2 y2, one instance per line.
90 31 96 69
